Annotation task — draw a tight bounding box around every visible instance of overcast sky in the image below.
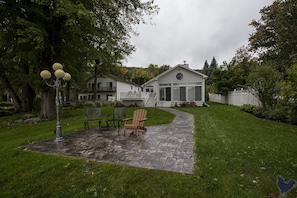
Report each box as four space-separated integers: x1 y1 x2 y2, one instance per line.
124 0 274 69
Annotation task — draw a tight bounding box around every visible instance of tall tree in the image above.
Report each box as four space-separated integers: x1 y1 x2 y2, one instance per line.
207 56 218 84
209 56 218 69
249 0 297 72
202 60 210 76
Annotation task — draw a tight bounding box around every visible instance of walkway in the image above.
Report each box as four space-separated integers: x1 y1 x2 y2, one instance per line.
26 108 195 174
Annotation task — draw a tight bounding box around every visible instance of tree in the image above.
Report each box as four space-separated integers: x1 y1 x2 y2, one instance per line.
147 64 159 79
209 56 218 69
247 65 281 110
207 56 218 85
0 1 159 117
249 0 297 72
158 65 170 74
210 64 245 95
202 60 210 76
279 63 297 122
280 63 297 104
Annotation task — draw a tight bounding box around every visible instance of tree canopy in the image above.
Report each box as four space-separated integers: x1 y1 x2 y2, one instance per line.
249 0 297 72
0 0 159 116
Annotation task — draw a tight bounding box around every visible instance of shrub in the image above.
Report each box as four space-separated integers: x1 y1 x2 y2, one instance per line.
266 107 288 122
240 104 256 113
287 105 297 125
84 101 96 107
115 101 125 107
179 101 197 107
252 107 266 118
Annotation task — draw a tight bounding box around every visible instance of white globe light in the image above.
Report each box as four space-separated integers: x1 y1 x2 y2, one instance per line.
40 70 51 79
52 63 63 71
54 69 65 79
63 73 71 81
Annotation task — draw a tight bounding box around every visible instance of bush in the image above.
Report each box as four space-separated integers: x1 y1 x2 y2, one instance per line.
240 104 297 125
265 107 288 122
251 107 266 118
115 101 125 107
179 101 197 107
287 105 297 125
240 104 256 113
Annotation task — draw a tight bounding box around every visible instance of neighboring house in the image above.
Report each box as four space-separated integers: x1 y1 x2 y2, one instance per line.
78 74 141 101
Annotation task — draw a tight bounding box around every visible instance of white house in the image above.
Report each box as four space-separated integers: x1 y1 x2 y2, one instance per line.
141 64 208 107
78 74 141 101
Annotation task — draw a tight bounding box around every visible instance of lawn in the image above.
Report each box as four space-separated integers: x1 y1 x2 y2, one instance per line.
0 103 296 197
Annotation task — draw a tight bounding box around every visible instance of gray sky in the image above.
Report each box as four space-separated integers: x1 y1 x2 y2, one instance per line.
125 0 274 69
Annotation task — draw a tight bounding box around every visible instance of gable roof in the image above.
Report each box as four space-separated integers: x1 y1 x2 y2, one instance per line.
141 64 208 87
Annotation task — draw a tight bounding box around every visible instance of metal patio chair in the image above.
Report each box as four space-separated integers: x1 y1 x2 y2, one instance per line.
84 108 102 130
107 107 126 135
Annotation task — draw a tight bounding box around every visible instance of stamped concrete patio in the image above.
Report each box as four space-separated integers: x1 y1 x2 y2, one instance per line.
26 108 195 174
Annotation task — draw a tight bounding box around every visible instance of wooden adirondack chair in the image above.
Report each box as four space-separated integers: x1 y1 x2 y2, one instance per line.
123 109 147 136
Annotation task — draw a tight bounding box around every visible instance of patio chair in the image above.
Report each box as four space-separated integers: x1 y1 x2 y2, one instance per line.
107 107 126 135
84 108 102 130
123 109 147 136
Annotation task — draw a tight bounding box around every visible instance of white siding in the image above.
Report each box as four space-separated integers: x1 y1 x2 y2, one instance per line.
116 81 141 100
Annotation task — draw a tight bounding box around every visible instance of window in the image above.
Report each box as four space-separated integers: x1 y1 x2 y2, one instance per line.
188 86 195 101
180 87 186 101
173 87 180 101
159 87 171 101
195 86 202 101
88 94 94 100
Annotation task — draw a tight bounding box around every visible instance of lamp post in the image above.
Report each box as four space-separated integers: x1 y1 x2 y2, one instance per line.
40 63 71 141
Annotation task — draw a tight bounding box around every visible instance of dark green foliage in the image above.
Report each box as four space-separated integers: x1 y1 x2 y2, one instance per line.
249 0 297 71
247 65 281 109
178 101 197 107
241 104 297 125
210 65 245 95
240 104 257 113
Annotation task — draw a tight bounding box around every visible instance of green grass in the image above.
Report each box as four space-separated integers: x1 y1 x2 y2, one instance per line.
0 104 296 197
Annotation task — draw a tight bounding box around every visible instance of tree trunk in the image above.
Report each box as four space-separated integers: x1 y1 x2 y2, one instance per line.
21 62 36 112
22 83 36 112
65 82 70 103
39 90 55 118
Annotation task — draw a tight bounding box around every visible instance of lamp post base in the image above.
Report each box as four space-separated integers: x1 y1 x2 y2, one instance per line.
55 125 63 142
55 137 63 142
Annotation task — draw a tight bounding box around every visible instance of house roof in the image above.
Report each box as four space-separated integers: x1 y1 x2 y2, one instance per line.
141 64 208 87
